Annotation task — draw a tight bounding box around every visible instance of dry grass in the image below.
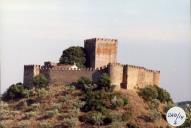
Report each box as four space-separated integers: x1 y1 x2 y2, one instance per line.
0 85 169 128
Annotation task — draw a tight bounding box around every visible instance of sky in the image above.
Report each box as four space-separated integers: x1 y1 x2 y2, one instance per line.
0 0 190 102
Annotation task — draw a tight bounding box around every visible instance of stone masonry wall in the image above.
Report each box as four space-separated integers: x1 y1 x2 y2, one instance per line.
95 38 118 68
127 65 160 89
108 63 124 90
84 38 117 68
108 64 160 90
23 65 40 87
47 66 106 85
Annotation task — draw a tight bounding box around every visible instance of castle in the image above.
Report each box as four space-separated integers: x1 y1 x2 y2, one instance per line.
23 38 160 90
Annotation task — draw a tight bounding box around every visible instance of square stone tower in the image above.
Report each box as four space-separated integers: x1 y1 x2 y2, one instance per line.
23 65 40 87
84 38 118 68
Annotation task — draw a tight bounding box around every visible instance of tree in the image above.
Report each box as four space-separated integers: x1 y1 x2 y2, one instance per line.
139 86 158 101
33 74 49 88
97 73 115 91
59 46 86 68
2 83 29 100
155 86 172 103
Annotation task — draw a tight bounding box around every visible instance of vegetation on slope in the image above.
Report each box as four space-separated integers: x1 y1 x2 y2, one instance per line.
1 74 184 128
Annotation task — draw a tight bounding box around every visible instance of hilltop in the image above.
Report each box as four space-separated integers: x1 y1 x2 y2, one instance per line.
0 75 173 128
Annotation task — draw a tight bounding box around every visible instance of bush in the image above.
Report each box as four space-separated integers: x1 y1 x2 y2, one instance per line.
25 111 37 119
38 122 52 128
2 83 29 100
139 86 173 103
29 103 40 111
77 77 93 91
148 99 160 109
104 111 122 123
61 117 78 128
80 112 104 125
155 86 172 102
33 74 49 88
139 86 158 101
123 98 128 105
35 88 48 99
148 109 161 122
82 90 105 112
111 96 125 109
97 73 114 91
121 111 132 121
0 101 9 109
17 121 29 128
0 123 5 128
44 109 59 118
164 101 175 112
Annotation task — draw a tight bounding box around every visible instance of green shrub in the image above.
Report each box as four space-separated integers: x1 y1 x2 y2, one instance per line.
38 122 52 128
123 98 128 105
44 109 58 118
164 101 175 112
29 103 40 111
97 73 114 91
139 86 173 103
10 110 21 117
82 90 105 112
81 112 104 125
77 77 93 91
2 83 29 100
0 101 9 109
25 111 37 119
148 109 161 122
105 111 122 122
17 121 29 128
139 86 158 101
82 97 104 112
50 103 62 110
155 86 172 102
73 100 85 109
35 88 48 99
111 96 124 109
148 99 160 109
0 123 5 128
122 111 132 121
33 74 49 88
61 117 78 128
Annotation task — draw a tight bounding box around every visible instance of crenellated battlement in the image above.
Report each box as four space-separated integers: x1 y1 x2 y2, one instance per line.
50 66 107 71
85 38 117 43
24 65 40 71
108 62 124 67
127 64 160 73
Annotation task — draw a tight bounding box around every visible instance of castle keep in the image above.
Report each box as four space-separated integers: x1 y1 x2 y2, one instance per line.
24 38 160 90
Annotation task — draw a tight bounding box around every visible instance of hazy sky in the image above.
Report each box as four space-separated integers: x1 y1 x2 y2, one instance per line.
1 0 190 102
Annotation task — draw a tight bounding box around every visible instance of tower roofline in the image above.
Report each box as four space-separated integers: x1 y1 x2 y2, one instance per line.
84 38 118 42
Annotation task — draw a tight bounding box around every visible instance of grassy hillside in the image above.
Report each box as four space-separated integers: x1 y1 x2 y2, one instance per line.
0 83 173 128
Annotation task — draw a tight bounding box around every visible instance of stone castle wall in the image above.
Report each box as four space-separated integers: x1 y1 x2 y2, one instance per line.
23 63 160 89
108 63 160 90
46 67 106 85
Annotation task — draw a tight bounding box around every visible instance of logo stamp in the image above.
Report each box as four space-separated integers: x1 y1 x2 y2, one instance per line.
166 106 186 127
